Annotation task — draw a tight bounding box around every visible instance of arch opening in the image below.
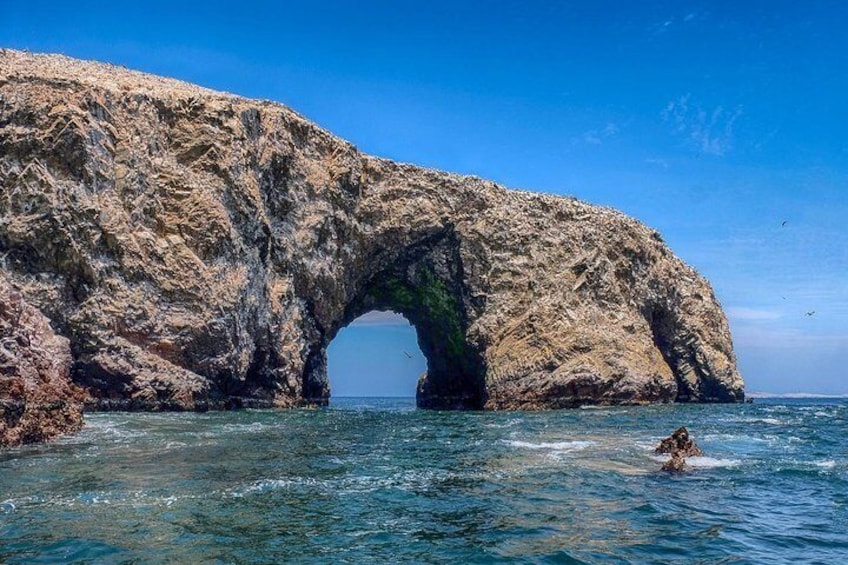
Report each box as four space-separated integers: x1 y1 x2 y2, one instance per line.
302 244 488 409
327 310 425 401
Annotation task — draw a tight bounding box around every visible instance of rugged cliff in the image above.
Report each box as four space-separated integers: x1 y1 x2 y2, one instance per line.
0 273 84 445
0 50 744 412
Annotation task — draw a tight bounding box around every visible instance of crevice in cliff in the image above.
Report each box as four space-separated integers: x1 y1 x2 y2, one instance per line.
647 304 695 402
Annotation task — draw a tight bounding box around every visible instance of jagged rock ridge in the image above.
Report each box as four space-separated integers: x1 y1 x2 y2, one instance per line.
0 50 744 412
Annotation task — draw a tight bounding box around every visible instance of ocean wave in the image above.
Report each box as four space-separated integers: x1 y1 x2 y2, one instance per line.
220 422 270 433
755 418 785 425
634 440 656 449
484 418 522 429
187 421 271 439
686 456 742 468
228 468 466 498
503 440 596 451
82 419 147 440
3 489 211 510
650 455 742 469
730 416 790 425
701 433 771 444
578 405 619 414
229 478 301 497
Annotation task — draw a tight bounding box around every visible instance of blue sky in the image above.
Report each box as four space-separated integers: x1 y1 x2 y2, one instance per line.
3 1 847 395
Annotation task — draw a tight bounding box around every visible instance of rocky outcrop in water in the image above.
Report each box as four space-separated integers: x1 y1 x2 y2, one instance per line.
656 426 703 472
655 426 704 457
0 50 744 412
0 274 84 445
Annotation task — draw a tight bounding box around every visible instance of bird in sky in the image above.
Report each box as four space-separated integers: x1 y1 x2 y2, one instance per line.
805 311 816 317
781 220 788 227
403 351 413 359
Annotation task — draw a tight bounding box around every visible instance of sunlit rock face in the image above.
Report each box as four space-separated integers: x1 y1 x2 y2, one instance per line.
0 50 744 411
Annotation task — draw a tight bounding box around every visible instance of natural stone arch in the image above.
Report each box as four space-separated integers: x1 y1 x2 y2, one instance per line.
301 228 487 409
0 51 745 417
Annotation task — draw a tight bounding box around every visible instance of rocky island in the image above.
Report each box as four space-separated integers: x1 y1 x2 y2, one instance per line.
0 50 743 443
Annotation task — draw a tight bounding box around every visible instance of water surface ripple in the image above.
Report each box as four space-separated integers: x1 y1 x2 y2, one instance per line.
1 398 847 563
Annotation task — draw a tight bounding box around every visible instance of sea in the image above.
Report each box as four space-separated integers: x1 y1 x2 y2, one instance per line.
1 397 846 564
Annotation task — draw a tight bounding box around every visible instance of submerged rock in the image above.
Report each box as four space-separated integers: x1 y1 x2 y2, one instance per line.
661 451 691 473
0 50 745 412
0 275 84 446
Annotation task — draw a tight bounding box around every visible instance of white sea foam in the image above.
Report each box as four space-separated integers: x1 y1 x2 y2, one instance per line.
163 441 188 449
686 456 741 468
229 468 466 498
484 418 522 429
220 422 269 433
504 440 596 451
814 460 836 469
635 441 661 452
752 417 787 425
649 455 741 468
229 478 294 497
702 433 770 444
579 405 617 413
82 419 148 441
721 417 787 425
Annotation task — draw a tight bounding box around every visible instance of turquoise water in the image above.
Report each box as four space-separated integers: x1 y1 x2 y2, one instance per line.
1 398 847 563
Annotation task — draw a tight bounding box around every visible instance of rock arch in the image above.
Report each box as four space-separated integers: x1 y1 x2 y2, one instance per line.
303 228 486 409
0 50 745 414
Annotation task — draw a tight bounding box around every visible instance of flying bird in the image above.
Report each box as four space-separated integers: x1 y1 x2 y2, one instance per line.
403 351 413 359
805 311 816 317
781 220 788 227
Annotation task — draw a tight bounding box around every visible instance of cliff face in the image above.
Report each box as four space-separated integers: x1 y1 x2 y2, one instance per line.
0 273 84 445
0 50 744 412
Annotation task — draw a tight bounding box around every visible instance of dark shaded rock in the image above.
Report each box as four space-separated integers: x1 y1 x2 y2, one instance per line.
0 50 745 411
655 426 704 457
661 451 691 473
0 275 84 446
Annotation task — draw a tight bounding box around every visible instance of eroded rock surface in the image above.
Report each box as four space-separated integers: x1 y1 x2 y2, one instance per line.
655 426 704 458
656 426 704 472
0 274 84 445
0 50 745 411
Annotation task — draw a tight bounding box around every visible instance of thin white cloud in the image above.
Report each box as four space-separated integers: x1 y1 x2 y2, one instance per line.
575 122 619 147
583 131 602 145
349 310 411 327
645 157 669 169
662 95 742 156
602 122 619 136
